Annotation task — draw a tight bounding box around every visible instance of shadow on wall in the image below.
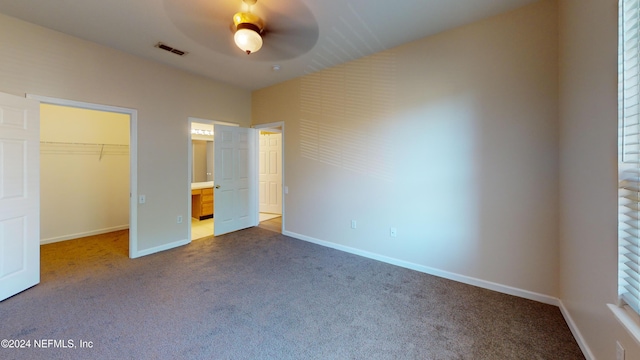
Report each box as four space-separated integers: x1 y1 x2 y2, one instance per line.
294 50 480 272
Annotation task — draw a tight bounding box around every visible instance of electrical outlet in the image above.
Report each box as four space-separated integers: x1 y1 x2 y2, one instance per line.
177 216 183 224
617 341 625 360
139 195 146 204
390 227 397 237
351 220 357 229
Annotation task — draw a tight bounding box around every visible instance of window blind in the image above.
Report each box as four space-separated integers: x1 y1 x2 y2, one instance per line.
619 0 640 316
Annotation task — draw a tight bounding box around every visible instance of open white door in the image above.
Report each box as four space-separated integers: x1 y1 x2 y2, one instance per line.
214 125 257 236
0 92 40 301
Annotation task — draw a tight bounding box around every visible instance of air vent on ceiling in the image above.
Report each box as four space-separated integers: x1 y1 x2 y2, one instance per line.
154 42 188 56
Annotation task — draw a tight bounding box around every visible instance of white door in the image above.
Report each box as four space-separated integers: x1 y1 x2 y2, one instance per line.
259 132 282 214
0 92 40 301
214 125 257 236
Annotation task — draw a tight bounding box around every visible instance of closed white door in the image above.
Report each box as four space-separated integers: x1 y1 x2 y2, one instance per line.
214 125 257 236
259 132 282 214
0 92 40 301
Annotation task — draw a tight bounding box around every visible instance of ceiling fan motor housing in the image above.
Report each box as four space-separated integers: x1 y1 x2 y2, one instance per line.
233 12 264 31
236 22 261 34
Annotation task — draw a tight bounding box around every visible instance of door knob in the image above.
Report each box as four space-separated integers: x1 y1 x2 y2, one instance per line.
215 185 221 189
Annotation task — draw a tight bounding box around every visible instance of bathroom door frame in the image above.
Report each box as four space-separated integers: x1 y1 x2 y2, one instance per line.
187 117 238 241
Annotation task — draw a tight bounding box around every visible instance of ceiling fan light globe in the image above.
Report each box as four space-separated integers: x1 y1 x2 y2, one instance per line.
234 28 262 54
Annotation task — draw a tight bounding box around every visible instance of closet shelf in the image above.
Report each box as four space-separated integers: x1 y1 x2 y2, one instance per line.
40 141 129 159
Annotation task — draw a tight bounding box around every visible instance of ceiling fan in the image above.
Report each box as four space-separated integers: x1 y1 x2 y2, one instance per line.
163 0 319 60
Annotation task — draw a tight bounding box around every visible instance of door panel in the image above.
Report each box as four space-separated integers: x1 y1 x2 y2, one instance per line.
213 125 257 236
1 217 26 276
259 132 282 214
0 92 40 301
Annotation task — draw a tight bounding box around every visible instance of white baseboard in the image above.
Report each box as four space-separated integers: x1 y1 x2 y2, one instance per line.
131 238 190 259
282 230 559 306
40 225 129 245
560 300 595 360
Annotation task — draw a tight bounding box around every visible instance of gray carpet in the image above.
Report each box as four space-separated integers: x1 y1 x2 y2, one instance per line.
0 227 584 359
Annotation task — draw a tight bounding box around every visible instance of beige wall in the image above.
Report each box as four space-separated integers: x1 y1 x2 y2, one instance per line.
254 0 560 299
40 104 130 242
559 0 640 358
0 13 251 253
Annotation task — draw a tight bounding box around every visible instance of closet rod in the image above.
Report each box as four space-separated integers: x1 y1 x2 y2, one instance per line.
40 141 128 147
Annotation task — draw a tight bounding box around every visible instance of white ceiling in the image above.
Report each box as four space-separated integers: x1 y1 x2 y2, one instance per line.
0 0 539 91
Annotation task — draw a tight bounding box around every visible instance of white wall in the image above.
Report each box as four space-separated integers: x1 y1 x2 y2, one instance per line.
0 13 251 254
559 0 640 358
253 0 560 299
40 104 130 243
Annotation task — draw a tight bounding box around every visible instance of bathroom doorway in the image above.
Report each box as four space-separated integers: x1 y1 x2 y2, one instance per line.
187 117 239 240
190 120 214 240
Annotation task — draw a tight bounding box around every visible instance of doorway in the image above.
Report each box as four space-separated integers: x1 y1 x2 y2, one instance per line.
40 104 130 245
187 117 240 241
29 95 139 257
190 120 214 240
255 122 284 233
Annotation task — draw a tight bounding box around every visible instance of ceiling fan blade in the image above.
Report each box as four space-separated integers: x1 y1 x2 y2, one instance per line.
254 2 319 60
258 26 318 60
164 0 236 49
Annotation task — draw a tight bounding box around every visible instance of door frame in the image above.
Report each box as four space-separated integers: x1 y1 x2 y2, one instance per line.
27 95 139 258
187 117 238 241
253 121 285 232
